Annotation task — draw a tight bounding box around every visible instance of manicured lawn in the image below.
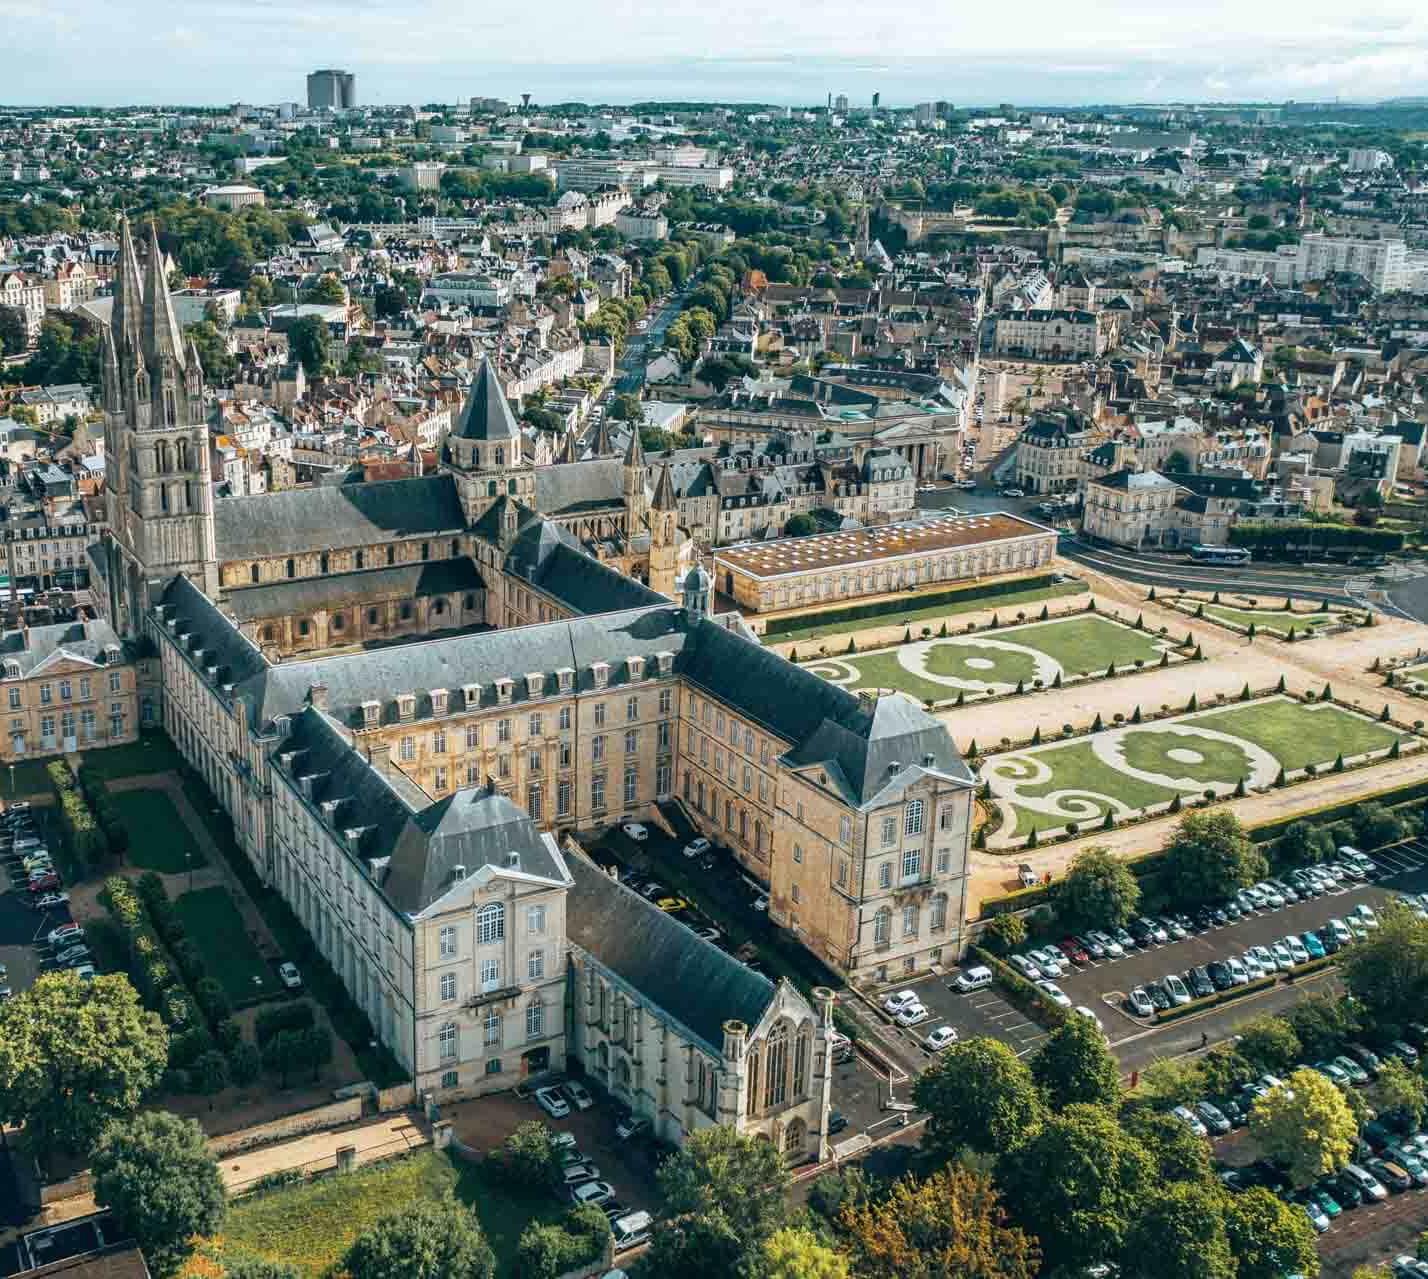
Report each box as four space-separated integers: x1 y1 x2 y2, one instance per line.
173 886 276 1003
1007 615 1168 673
452 1154 577 1277
1200 603 1340 636
76 731 185 780
999 740 1178 836
1184 699 1403 771
772 580 1087 643
224 1150 466 1278
924 640 1040 686
108 788 206 873
1119 729 1254 786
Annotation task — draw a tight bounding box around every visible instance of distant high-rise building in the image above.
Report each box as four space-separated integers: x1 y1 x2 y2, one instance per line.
307 68 356 109
835 94 849 112
872 91 880 109
935 101 953 120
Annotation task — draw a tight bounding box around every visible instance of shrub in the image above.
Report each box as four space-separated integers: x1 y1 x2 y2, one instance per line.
214 1017 242 1051
255 1000 317 1046
193 978 231 1023
193 1049 229 1094
228 1041 262 1087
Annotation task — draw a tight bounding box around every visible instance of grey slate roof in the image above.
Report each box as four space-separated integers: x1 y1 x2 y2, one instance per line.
453 356 521 442
504 519 666 616
565 851 775 1052
534 459 627 516
157 575 270 690
214 475 466 560
224 559 486 622
0 618 122 676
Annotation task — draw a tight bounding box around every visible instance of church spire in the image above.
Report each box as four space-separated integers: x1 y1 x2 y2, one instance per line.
652 461 676 511
623 418 645 468
110 215 144 366
140 221 186 374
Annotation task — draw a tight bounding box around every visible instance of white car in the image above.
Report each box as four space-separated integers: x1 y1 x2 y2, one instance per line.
1268 941 1294 971
1073 1006 1103 1032
278 961 302 990
46 924 82 948
894 1001 930 1028
682 837 711 858
1224 956 1249 986
1037 979 1072 1008
30 892 68 911
1282 935 1309 966
535 1086 571 1119
1172 1105 1209 1137
1352 903 1380 931
1163 974 1191 1006
1086 930 1124 959
1009 954 1043 981
621 823 649 841
1030 947 1065 978
882 989 920 1015
562 1081 594 1111
1255 881 1286 908
570 1180 616 1207
1241 951 1264 980
923 1025 958 1052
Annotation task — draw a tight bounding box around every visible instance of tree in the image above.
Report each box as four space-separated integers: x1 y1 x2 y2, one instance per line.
286 314 329 377
373 285 410 319
1133 1056 1203 1112
177 1243 299 1278
184 320 236 383
1282 993 1360 1061
1030 1014 1122 1108
1235 1016 1302 1075
92 1110 225 1276
304 274 346 305
759 1227 851 1279
1121 1107 1213 1185
1160 811 1267 905
1272 820 1335 866
1249 1068 1356 1187
1057 845 1140 928
0 971 167 1165
1340 900 1428 1028
0 303 27 355
983 912 1026 955
783 513 818 537
1222 1186 1321 1279
840 1167 1038 1279
649 1126 789 1277
1120 1182 1233 1279
913 1037 1043 1160
342 1198 495 1279
502 1119 560 1188
999 1104 1153 1273
608 392 644 423
1371 1057 1428 1129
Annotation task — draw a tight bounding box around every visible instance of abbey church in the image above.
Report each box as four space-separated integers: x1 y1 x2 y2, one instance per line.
91 219 974 1143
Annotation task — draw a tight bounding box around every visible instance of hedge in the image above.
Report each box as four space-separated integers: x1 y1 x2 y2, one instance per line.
1230 522 1404 555
1155 973 1280 1023
970 945 1069 1028
47 759 108 875
762 573 1060 637
103 875 207 1043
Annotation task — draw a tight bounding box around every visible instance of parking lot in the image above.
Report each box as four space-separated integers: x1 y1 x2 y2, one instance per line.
1 807 80 1001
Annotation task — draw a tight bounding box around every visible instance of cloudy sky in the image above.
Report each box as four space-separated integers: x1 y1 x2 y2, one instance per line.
3 0 1428 106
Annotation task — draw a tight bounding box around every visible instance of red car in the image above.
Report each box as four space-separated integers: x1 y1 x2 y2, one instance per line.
27 873 60 892
1058 936 1090 965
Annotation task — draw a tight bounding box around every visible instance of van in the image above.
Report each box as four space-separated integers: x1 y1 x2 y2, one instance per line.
953 965 993 994
611 1210 653 1250
828 1030 854 1064
1017 863 1038 888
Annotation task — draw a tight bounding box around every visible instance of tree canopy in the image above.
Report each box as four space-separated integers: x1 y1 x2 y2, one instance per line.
1057 845 1141 929
1160 812 1267 905
1120 1182 1234 1279
1030 1014 1122 1109
1340 899 1428 1028
1249 1069 1357 1187
342 1198 495 1279
1222 1186 1321 1279
914 1037 1044 1159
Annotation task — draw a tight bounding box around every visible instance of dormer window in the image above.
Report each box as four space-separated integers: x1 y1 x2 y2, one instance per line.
591 661 610 690
557 667 574 692
655 651 674 675
626 656 644 682
463 683 480 708
525 672 543 698
361 700 380 728
397 693 416 721
431 688 449 716
495 677 514 704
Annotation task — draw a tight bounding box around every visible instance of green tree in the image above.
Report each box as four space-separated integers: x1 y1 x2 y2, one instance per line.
999 1104 1153 1273
1133 1056 1203 1112
913 1037 1044 1160
1030 1014 1122 1108
783 513 818 537
759 1226 851 1279
0 971 167 1165
0 304 27 355
1057 845 1141 928
649 1126 789 1277
1249 1068 1356 1187
1121 1107 1213 1185
983 912 1026 955
342 1198 495 1279
1282 992 1360 1060
286 314 329 378
608 392 644 423
1340 900 1428 1028
1235 1016 1302 1075
184 320 236 383
1120 1182 1233 1279
1371 1057 1428 1128
1222 1186 1321 1279
501 1120 560 1188
1160 811 1267 905
840 1167 1038 1279
304 274 347 305
92 1110 225 1276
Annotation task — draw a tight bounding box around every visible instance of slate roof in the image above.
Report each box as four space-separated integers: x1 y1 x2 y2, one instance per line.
453 356 521 442
214 475 466 560
504 520 665 615
534 459 627 516
1093 467 1181 491
0 619 122 676
157 575 270 690
565 851 775 1052
224 559 486 622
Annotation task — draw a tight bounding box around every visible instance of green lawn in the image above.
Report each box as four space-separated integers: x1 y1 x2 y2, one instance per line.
1200 603 1341 636
924 640 1040 686
173 886 276 1003
1000 615 1168 674
77 731 186 780
3 757 57 798
1119 729 1254 786
1184 700 1402 770
223 1149 571 1278
772 580 1087 644
1000 740 1179 836
108 788 206 873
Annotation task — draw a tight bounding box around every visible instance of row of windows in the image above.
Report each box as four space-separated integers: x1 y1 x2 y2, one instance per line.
437 1000 546 1062
437 901 547 955
7 673 124 708
437 945 546 1002
869 895 950 944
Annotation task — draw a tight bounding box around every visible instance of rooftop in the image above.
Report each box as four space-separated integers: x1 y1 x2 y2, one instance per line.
715 512 1051 579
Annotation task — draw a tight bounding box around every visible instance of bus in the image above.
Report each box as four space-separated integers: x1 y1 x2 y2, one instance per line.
1189 545 1251 566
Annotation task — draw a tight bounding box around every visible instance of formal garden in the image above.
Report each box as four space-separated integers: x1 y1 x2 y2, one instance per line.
1160 588 1368 640
803 610 1185 706
979 693 1414 845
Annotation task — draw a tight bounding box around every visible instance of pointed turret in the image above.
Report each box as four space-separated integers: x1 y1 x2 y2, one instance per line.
452 355 519 442
591 415 614 457
109 215 144 367
140 222 186 374
652 461 676 511
100 322 122 414
557 426 579 464
623 419 646 468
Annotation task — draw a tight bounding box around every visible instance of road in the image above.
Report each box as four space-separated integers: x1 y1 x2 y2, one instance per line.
614 295 682 394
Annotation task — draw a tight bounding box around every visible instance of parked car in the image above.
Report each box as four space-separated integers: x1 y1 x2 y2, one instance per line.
882 989 920 1015
1037 980 1072 1009
924 1025 959 1052
1342 1163 1389 1201
1075 933 1107 961
535 1086 571 1119
611 1210 653 1251
1240 951 1264 980
1029 947 1065 978
1207 962 1234 992
954 966 993 993
46 924 82 947
1282 935 1310 965
893 1001 930 1028
26 874 60 893
563 1081 594 1111
682 838 711 858
1057 937 1090 965
1368 1158 1413 1193
1163 973 1191 1005
1073 1006 1103 1032
1194 1101 1231 1135
1085 929 1123 959
1267 941 1294 971
1187 967 1215 999
1009 953 1043 981
827 1110 848 1135
29 892 68 911
1300 932 1326 960
614 1115 648 1140
1172 1105 1209 1137
560 1161 601 1187
1334 1055 1371 1086
620 823 649 841
1352 903 1380 931
1224 956 1249 986
1125 987 1154 1018
1345 1044 1383 1077
1315 1059 1352 1088
570 1180 617 1207
1160 915 1189 941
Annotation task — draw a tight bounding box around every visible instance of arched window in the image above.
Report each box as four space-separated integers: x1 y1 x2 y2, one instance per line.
784 1117 806 1154
476 902 505 945
176 438 190 470
495 447 505 466
250 564 260 584
355 549 364 570
930 893 948 932
745 1046 760 1117
387 546 396 566
320 552 329 574
159 485 169 513
764 1022 790 1109
156 440 171 473
285 558 295 579
904 799 925 836
793 1021 812 1099
873 907 891 945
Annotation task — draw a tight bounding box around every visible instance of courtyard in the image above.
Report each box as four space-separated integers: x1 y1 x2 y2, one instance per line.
981 695 1411 843
173 885 279 1005
804 613 1181 704
1165 593 1363 640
